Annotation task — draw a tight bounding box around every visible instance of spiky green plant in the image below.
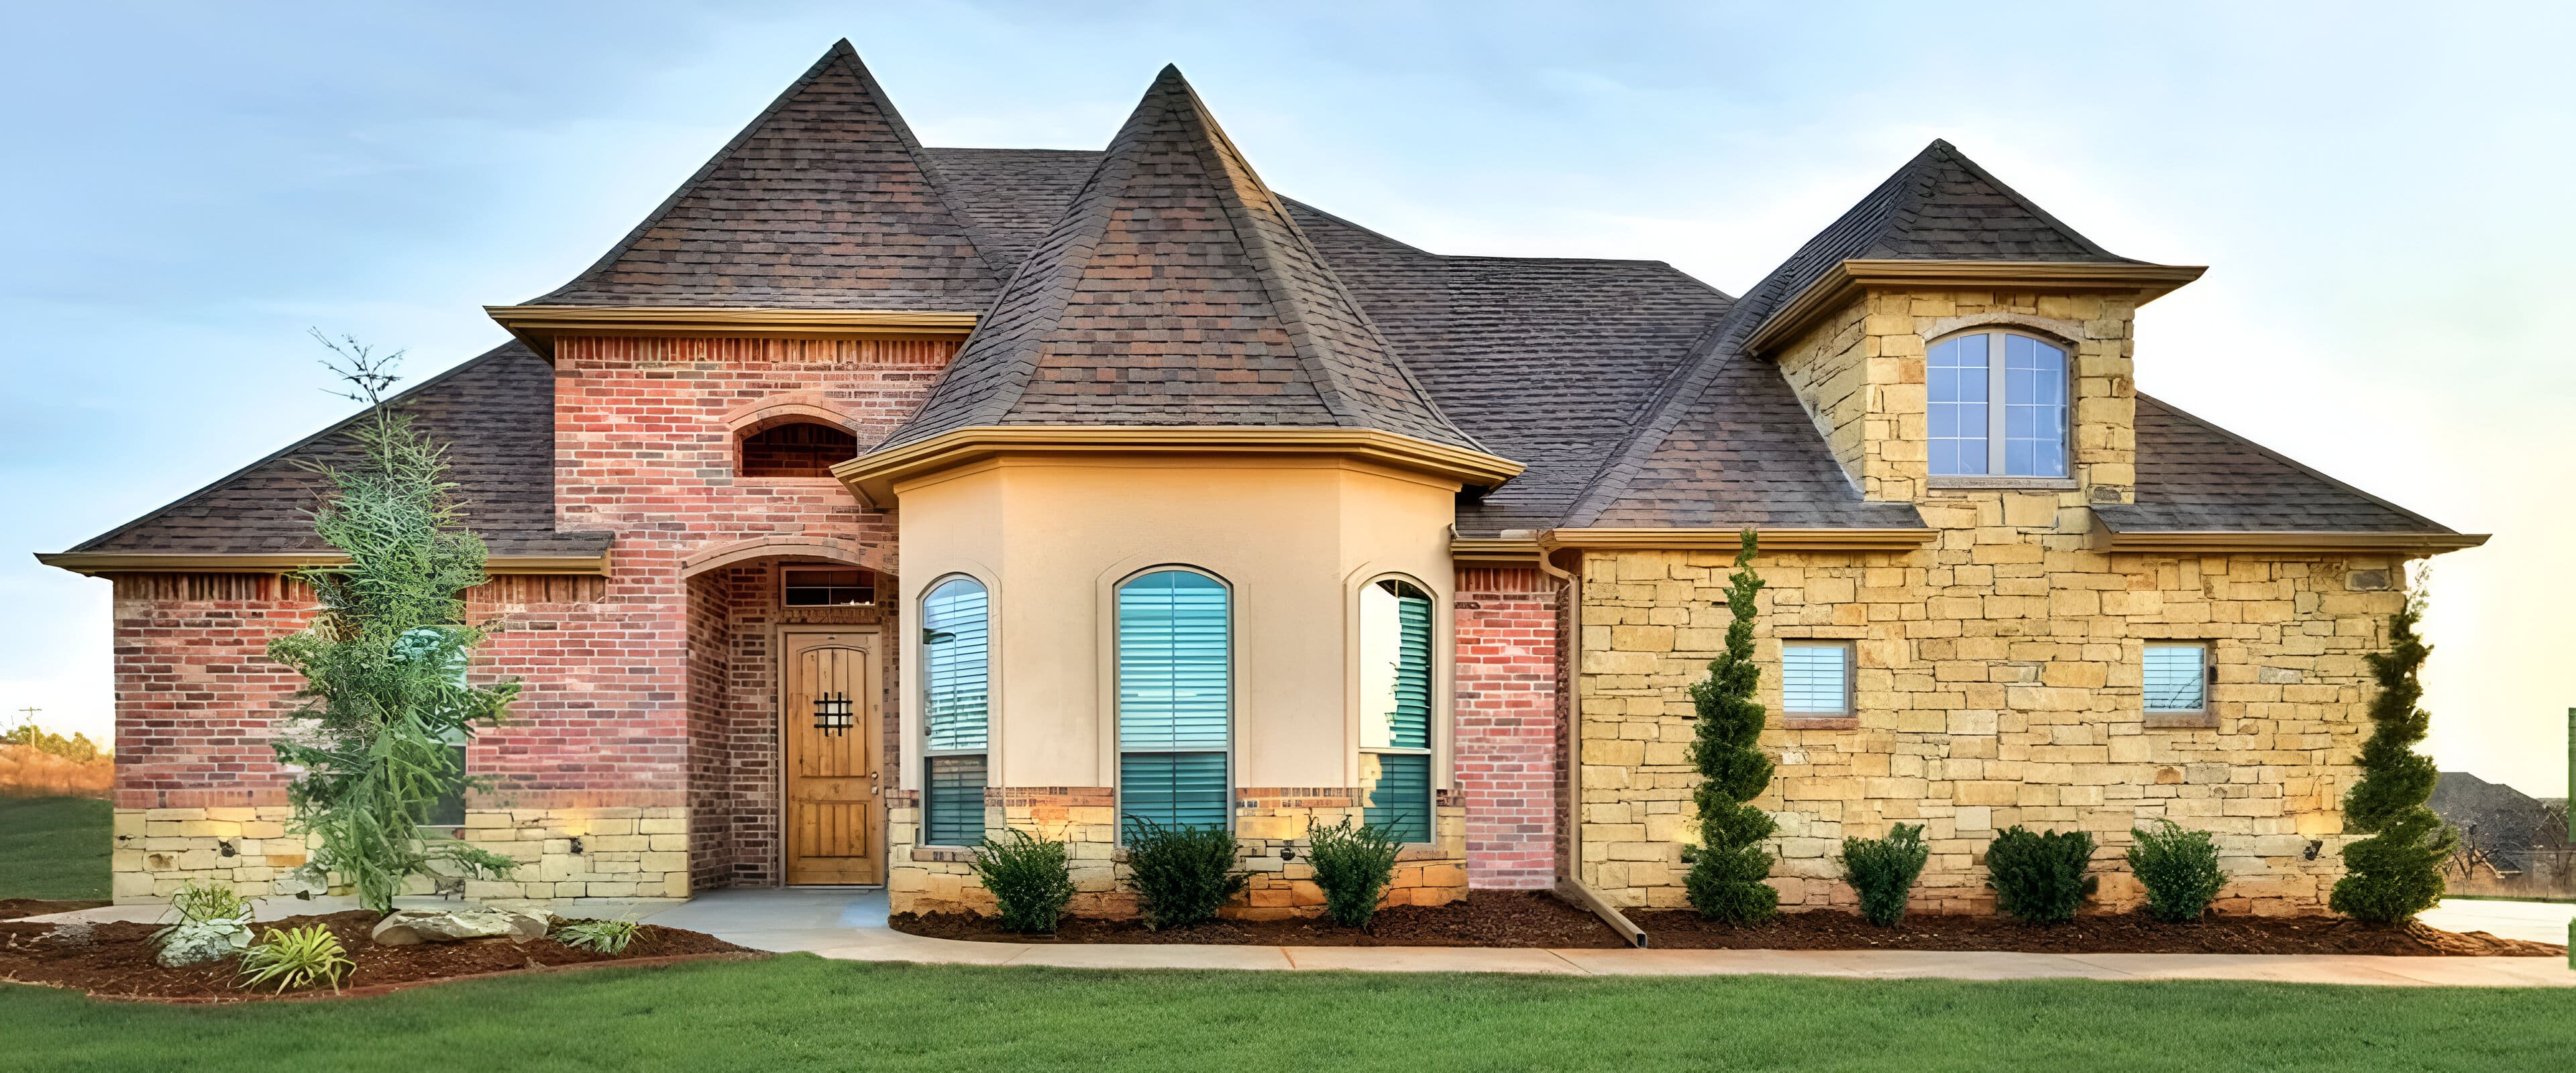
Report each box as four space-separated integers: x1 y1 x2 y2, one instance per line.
236 923 354 993
1683 529 1779 923
165 879 250 925
555 918 644 955
265 334 520 912
2330 583 2457 923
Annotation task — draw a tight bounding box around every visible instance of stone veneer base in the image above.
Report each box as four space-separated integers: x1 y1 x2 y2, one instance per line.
111 806 694 905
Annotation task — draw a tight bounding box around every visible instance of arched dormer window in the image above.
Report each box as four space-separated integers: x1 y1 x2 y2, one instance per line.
740 421 858 477
1358 577 1434 844
1927 330 2070 478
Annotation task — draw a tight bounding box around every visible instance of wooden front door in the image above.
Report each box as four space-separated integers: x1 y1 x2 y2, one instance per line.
784 629 883 885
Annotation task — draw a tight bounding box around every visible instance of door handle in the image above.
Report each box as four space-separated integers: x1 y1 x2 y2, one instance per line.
869 770 880 796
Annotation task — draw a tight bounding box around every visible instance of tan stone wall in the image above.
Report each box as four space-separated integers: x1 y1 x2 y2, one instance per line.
110 805 692 905
1576 500 2404 917
885 788 1466 919
1774 288 2139 504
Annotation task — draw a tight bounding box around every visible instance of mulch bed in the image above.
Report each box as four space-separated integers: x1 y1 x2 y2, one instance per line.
0 899 109 921
1628 909 2570 957
895 890 1629 948
0 911 757 1001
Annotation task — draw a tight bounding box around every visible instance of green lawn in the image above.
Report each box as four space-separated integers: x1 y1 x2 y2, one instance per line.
4 956 2570 1072
0 796 110 900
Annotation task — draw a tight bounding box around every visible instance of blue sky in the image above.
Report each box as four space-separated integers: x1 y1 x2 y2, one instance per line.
4 2 2569 794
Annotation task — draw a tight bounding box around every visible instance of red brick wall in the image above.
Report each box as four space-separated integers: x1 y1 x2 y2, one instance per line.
107 573 319 809
1452 567 1561 889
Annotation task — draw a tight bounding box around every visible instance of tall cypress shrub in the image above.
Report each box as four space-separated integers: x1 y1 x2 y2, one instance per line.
1683 530 1778 923
2329 582 2455 923
266 335 521 911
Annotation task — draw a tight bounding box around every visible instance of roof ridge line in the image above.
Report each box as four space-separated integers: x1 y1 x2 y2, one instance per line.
837 44 1014 279
2131 392 2455 534
1931 141 2129 264
1554 310 1743 528
1167 70 1488 453
66 342 531 554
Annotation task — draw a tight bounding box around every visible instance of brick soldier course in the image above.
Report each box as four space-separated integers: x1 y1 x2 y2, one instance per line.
44 41 2481 920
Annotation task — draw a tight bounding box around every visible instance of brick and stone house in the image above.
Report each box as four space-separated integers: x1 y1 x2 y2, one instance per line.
42 41 2483 917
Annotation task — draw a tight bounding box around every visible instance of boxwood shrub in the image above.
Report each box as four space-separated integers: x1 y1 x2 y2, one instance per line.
1122 817 1246 930
1985 826 2097 924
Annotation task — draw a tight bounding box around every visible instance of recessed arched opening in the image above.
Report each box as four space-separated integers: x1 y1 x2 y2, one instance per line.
740 421 858 477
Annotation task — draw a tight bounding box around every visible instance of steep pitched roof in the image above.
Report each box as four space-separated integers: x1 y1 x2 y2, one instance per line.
876 66 1480 453
2101 395 2461 534
63 343 606 559
531 40 1004 310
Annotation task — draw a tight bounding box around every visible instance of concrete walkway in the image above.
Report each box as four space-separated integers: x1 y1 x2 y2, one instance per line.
31 891 2569 987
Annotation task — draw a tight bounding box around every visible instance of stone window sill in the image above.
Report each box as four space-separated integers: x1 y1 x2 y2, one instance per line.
910 846 976 863
2143 712 2217 730
1781 715 1860 730
1928 476 2080 492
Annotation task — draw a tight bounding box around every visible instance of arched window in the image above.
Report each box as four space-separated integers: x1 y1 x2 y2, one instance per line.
740 421 858 477
1116 569 1230 838
1927 331 2069 478
920 577 989 846
1358 577 1434 843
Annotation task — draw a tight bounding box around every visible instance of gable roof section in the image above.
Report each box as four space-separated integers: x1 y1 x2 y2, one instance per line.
878 66 1477 454
530 40 1004 311
52 342 606 563
2101 395 2465 536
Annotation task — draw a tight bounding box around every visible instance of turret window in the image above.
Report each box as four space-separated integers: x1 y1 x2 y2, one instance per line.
1929 331 2069 477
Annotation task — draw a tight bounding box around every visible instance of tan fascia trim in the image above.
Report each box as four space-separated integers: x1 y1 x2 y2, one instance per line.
2091 530 2490 556
484 305 979 358
36 551 612 577
832 425 1525 507
1454 527 1937 561
1742 260 2210 355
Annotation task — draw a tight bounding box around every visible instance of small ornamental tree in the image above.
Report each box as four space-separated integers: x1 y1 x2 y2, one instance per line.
2330 581 2457 923
1682 529 1778 923
266 335 521 912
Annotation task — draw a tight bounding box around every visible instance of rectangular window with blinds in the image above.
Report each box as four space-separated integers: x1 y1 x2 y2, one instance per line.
2144 643 2210 714
920 577 989 846
1360 579 1434 842
1117 569 1231 840
1780 641 1854 716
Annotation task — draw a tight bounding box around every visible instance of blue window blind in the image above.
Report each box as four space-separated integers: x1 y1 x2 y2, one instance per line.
2003 333 2069 478
1362 752 1431 844
922 577 989 846
1928 333 1990 476
2144 644 2208 712
925 754 987 846
1388 587 1432 750
1781 642 1850 714
1118 570 1230 837
922 578 989 752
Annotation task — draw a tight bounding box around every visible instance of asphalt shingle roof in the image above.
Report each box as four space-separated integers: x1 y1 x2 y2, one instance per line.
531 41 1005 310
877 66 1477 453
68 342 607 559
62 68 2469 559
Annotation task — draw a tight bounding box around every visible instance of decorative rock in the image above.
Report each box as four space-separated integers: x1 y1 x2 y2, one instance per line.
272 864 329 899
154 919 253 967
370 907 549 946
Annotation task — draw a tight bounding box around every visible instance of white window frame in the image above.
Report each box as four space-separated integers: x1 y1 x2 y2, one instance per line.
918 573 991 848
1780 640 1857 718
1357 575 1436 846
1927 329 2072 479
2143 642 2214 716
1112 565 1236 841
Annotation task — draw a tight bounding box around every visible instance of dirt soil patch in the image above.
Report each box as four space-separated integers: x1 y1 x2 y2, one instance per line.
1 911 757 1001
1628 908 2570 956
0 899 108 921
895 889 1627 948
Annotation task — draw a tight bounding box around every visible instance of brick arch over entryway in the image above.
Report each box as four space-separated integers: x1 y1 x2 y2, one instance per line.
681 536 897 579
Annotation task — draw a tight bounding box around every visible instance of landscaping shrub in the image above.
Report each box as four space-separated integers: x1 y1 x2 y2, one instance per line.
151 879 254 968
971 829 1078 934
263 335 521 912
1985 826 2096 924
235 924 353 993
1682 529 1779 923
555 918 643 954
1306 815 1403 927
1122 817 1246 930
2331 584 2456 923
1840 823 1929 927
2128 819 2227 923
